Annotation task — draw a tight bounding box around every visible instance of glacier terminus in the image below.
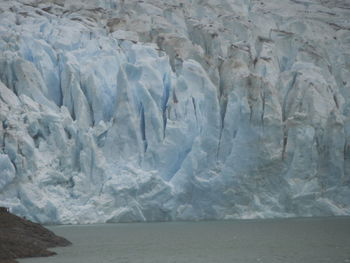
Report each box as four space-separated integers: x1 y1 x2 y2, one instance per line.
0 0 350 224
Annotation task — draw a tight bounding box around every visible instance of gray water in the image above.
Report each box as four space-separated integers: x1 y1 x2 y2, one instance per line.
19 217 350 263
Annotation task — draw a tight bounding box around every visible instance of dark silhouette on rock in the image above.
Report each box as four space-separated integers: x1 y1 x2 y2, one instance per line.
0 208 71 263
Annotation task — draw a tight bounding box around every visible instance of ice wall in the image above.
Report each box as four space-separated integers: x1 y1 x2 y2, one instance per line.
0 0 350 223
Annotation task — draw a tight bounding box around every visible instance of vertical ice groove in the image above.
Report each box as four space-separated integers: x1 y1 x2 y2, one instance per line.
191 97 198 123
282 72 299 122
139 103 147 152
161 72 171 137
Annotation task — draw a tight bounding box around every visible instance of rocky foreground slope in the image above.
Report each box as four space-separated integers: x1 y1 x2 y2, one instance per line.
0 0 350 223
0 208 71 263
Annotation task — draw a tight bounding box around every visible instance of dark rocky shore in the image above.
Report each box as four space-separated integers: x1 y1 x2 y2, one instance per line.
0 208 71 263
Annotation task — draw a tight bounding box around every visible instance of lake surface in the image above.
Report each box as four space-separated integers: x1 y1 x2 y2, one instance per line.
19 217 350 263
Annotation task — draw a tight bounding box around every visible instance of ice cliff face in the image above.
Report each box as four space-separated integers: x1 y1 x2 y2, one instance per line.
0 0 350 223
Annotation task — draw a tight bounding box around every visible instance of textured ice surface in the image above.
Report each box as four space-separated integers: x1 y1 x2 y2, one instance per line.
0 0 350 223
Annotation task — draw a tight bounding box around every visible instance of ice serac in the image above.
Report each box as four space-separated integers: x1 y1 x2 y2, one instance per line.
0 0 350 223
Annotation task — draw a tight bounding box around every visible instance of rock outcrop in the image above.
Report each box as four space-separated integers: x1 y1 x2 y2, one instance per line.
0 208 71 262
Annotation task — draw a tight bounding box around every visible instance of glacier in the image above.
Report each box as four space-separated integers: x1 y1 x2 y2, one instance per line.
0 0 350 224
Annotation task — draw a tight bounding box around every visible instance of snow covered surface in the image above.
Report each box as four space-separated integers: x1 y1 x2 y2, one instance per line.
0 0 350 224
